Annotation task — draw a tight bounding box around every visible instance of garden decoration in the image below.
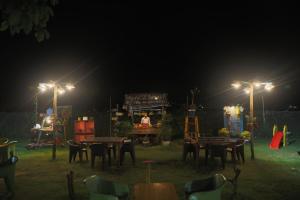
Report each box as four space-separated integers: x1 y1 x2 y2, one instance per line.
182 102 200 164
182 88 203 166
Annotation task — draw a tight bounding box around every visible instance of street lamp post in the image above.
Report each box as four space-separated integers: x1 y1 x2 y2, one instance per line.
232 81 274 160
38 81 75 160
249 83 255 160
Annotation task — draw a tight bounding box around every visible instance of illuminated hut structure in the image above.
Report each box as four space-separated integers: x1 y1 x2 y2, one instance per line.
123 93 170 143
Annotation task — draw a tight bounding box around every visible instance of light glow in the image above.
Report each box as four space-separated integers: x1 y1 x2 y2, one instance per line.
265 83 274 91
47 83 55 88
38 83 47 92
65 83 75 90
244 88 250 94
58 88 66 95
232 82 241 89
45 116 52 124
254 82 261 88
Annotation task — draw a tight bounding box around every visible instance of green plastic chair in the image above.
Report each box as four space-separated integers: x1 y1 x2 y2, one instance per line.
83 175 129 200
0 155 18 196
89 193 118 200
184 174 227 200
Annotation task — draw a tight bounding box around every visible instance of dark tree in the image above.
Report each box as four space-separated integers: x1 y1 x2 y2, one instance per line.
0 0 58 42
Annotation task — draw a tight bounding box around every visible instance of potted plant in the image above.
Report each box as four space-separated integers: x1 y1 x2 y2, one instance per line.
114 119 133 138
159 114 174 145
218 128 230 137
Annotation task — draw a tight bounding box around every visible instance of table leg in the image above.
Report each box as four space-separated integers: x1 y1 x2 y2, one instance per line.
205 145 209 166
52 132 56 160
117 143 121 167
232 146 236 167
195 144 199 168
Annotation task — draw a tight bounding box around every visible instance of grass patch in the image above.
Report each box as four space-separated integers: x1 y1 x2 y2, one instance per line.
1 138 300 200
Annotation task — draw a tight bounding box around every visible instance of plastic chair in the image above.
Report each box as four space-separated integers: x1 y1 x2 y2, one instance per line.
83 175 129 200
182 142 198 161
120 139 135 166
226 139 245 164
89 144 109 170
67 140 88 163
184 174 227 200
205 144 227 169
89 193 118 200
0 153 18 197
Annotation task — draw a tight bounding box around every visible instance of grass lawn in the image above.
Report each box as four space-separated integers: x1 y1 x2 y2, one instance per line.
1 138 300 200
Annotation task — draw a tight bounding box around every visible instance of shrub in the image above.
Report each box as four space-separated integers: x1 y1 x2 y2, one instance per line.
218 128 230 137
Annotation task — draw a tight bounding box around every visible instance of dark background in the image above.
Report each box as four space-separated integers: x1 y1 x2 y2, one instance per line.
1 1 300 113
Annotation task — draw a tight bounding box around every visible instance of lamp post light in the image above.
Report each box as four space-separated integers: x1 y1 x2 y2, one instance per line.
231 81 274 160
38 81 75 160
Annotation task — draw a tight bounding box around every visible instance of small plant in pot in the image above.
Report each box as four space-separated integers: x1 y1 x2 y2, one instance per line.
159 114 174 145
114 119 133 138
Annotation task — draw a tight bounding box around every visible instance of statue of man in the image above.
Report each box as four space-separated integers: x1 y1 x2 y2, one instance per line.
141 114 151 128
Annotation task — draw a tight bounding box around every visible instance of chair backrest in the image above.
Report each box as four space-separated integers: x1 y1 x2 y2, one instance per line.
186 174 227 200
185 174 226 194
67 170 75 200
0 138 8 144
90 144 107 155
67 140 80 147
214 174 227 189
122 140 134 151
0 143 9 164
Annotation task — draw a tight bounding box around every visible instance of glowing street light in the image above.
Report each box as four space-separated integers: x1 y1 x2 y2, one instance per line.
38 81 75 118
38 81 75 160
231 82 241 89
66 83 75 91
232 80 274 160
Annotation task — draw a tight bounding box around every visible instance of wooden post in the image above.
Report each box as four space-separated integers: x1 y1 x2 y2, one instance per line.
52 85 58 160
249 83 255 160
109 96 112 137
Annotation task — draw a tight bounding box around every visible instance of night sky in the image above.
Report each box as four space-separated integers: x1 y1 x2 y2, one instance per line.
1 1 300 112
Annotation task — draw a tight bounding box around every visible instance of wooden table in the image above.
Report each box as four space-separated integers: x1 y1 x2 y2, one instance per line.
130 128 160 144
134 183 179 200
80 136 126 166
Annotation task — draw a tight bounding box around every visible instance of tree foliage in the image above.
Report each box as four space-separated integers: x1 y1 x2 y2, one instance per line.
0 0 58 42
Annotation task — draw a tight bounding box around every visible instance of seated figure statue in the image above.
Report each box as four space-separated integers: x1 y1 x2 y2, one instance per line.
141 114 151 128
